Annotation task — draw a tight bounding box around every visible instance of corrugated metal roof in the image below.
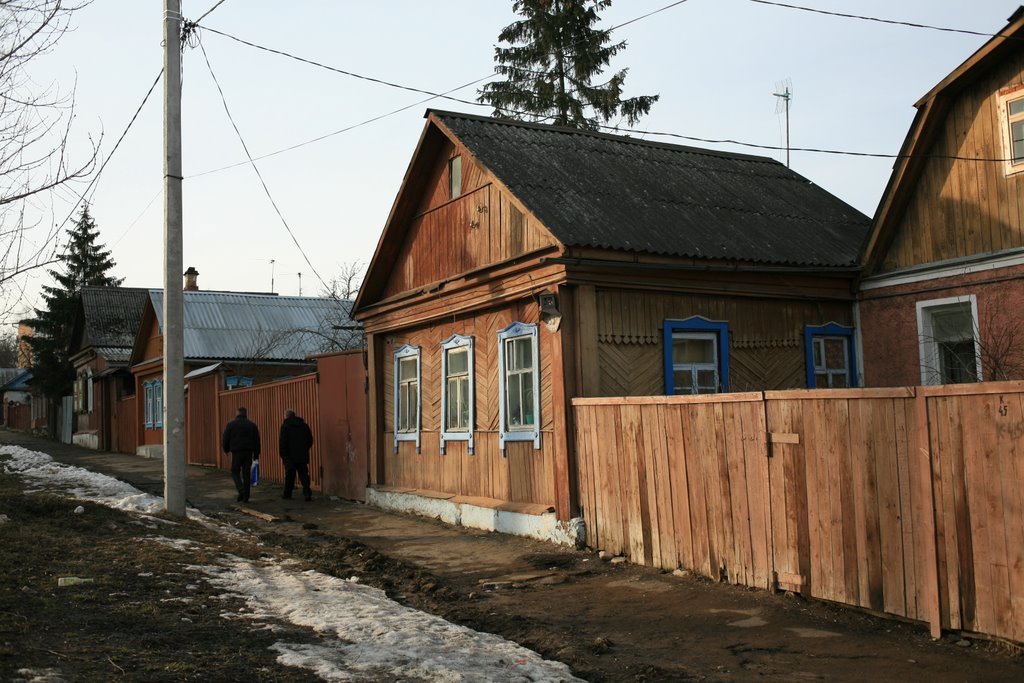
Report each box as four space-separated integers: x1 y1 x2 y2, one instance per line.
433 111 870 267
149 290 358 361
0 369 31 391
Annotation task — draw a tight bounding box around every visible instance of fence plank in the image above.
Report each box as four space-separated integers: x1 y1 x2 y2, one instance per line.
666 404 695 571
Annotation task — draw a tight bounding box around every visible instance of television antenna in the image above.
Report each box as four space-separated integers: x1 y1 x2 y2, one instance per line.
773 78 793 168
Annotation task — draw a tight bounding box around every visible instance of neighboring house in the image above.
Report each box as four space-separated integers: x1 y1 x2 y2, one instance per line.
67 286 150 450
859 8 1024 386
129 282 356 457
353 110 871 523
0 369 31 426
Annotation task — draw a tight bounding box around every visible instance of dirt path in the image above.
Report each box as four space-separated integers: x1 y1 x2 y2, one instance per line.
6 430 1023 682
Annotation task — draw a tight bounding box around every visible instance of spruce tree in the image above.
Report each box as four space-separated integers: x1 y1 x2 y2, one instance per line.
478 0 658 130
23 204 123 400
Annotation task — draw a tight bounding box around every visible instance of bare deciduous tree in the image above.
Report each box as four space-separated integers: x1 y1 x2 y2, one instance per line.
0 1 98 301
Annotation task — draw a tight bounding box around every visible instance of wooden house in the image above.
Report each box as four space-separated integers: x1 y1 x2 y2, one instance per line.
128 285 356 457
68 286 150 451
353 110 871 527
859 8 1024 386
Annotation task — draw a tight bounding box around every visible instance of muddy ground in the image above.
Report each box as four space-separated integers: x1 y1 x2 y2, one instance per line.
3 432 1024 682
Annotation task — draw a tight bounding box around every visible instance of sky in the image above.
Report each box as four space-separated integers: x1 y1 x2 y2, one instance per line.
0 443 584 681
5 0 1019 325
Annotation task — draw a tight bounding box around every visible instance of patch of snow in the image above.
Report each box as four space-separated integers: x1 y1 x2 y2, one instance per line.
189 556 581 682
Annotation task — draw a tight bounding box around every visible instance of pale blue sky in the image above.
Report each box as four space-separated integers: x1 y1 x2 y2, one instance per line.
8 1 1017 322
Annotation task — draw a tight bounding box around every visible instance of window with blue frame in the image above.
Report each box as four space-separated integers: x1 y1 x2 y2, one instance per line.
142 379 164 428
663 317 730 395
498 322 540 450
804 323 857 388
393 345 421 452
440 334 474 455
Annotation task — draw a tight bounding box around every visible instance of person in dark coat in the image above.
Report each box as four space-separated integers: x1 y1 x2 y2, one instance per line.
279 409 313 501
222 406 260 502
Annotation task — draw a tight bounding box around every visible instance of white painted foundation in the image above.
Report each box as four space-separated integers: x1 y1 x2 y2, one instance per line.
366 488 585 548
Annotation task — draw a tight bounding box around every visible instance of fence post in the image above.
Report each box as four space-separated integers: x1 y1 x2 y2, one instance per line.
913 387 942 639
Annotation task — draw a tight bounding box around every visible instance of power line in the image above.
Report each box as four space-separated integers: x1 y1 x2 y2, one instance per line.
196 40 328 291
193 0 229 25
746 0 1020 40
31 68 164 275
187 74 492 180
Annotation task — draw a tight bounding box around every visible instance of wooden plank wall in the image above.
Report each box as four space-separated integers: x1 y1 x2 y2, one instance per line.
881 56 1024 271
113 396 137 455
216 374 322 490
186 373 221 467
380 301 557 508
575 393 773 588
6 404 30 431
574 381 1024 644
383 146 556 299
593 289 853 395
927 383 1024 643
764 389 929 622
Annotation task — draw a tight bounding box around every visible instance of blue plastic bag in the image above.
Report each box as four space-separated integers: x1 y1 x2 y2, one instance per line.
250 460 260 486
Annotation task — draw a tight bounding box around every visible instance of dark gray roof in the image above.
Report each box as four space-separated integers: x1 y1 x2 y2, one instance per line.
79 287 150 353
433 111 870 267
148 290 358 362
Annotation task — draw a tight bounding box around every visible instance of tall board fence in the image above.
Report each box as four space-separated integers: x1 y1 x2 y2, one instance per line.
573 381 1024 644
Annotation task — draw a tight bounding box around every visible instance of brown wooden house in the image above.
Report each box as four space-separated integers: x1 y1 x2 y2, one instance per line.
353 110 871 527
68 286 150 451
859 8 1024 387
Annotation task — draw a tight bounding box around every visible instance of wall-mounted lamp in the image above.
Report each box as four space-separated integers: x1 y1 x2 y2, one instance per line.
539 291 561 332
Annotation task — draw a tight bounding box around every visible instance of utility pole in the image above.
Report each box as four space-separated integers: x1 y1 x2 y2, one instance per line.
162 0 186 517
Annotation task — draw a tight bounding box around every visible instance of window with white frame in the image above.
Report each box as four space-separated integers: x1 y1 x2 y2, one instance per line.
804 323 857 389
393 345 421 452
663 317 730 395
498 322 540 450
999 88 1024 173
917 297 981 385
440 334 474 455
449 156 462 199
86 371 94 412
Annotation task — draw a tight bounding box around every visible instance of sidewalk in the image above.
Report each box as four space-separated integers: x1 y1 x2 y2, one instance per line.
5 428 1024 682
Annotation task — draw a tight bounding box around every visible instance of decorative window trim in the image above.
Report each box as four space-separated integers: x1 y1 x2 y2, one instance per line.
998 86 1024 175
143 378 163 429
804 323 858 389
440 334 474 455
86 370 94 413
497 322 540 451
143 380 153 428
393 345 421 453
916 295 981 385
663 316 730 395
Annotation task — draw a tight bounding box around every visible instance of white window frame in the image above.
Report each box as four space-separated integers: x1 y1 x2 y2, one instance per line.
497 322 540 451
154 379 163 428
916 295 981 385
393 345 421 452
143 380 154 428
998 87 1024 175
440 334 474 455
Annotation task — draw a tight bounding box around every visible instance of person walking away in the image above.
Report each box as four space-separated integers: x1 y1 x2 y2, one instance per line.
222 406 260 502
279 409 313 501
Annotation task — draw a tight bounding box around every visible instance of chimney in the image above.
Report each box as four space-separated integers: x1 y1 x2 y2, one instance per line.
183 266 200 291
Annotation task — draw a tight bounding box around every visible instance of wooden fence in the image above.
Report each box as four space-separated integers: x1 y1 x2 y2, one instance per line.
113 395 138 454
6 404 30 431
573 381 1024 644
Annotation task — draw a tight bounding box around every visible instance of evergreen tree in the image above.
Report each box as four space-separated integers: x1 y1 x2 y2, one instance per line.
478 0 658 130
22 205 122 400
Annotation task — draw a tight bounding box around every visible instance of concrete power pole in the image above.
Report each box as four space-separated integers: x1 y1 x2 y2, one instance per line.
163 0 186 517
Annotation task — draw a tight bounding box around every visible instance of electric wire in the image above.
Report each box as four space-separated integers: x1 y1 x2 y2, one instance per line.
196 40 328 291
193 0 229 25
746 0 1023 40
